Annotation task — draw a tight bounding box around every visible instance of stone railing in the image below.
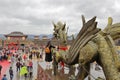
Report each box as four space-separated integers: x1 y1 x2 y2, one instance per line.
37 64 51 80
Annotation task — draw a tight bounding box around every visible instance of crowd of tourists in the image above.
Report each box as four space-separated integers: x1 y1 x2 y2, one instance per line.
0 46 41 80
0 41 63 80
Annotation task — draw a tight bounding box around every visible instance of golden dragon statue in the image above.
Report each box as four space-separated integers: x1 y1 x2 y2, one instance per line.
53 15 120 80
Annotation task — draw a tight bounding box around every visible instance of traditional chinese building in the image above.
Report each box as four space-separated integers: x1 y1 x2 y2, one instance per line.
34 36 39 40
5 31 27 40
42 35 49 40
4 31 32 49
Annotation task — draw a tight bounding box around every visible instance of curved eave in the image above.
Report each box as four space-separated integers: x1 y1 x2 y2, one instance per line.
4 35 28 38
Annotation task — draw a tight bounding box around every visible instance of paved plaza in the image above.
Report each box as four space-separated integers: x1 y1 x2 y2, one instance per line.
39 61 105 80
1 52 106 80
3 59 38 80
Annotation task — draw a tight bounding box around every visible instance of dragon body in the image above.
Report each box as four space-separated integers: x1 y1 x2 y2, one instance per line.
53 16 120 80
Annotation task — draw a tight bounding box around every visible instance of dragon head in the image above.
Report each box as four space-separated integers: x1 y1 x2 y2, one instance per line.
53 21 67 44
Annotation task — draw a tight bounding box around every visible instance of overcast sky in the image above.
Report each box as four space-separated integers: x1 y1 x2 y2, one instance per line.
0 0 120 35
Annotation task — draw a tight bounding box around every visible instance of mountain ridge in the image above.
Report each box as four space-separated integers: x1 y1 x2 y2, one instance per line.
0 34 53 39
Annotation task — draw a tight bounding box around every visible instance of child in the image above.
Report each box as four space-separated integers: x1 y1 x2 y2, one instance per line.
2 74 8 80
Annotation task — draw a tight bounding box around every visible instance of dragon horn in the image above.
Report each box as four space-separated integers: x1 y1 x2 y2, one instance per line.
108 17 113 26
82 15 86 25
52 21 56 28
104 17 113 32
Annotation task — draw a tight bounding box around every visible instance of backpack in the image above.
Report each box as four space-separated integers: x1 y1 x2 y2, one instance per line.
45 47 50 53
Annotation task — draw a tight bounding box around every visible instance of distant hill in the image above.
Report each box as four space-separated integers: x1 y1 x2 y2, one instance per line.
0 34 5 39
27 34 53 40
0 33 76 40
0 34 53 40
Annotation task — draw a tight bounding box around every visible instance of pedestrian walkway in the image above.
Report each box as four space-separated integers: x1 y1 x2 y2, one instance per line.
0 58 38 80
0 60 10 80
38 61 106 80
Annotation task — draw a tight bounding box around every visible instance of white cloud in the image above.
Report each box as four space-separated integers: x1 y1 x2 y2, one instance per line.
0 16 30 25
0 0 120 35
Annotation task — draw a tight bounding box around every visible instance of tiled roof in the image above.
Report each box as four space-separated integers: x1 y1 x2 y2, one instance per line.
5 31 27 37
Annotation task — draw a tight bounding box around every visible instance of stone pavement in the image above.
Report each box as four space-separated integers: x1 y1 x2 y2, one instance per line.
2 53 105 80
85 63 105 80
0 60 10 80
4 58 38 80
39 61 106 80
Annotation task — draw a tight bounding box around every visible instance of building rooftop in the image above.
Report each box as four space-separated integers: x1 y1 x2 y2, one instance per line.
5 31 27 37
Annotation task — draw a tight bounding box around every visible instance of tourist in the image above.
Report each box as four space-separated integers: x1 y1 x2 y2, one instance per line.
20 64 28 79
0 52 2 61
11 54 15 66
17 55 22 62
2 74 8 80
9 67 13 80
23 53 27 62
36 51 40 59
29 53 32 60
29 59 33 70
40 46 44 60
29 67 33 78
45 41 55 69
16 61 21 72
0 64 2 75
